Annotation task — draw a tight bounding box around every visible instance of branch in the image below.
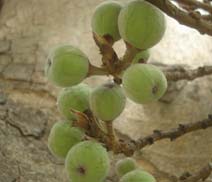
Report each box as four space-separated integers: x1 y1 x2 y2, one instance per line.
163 65 212 81
180 162 212 182
118 115 212 156
176 0 212 14
146 0 212 36
93 33 119 74
88 64 108 76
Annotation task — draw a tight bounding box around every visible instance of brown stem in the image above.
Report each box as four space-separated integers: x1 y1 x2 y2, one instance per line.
116 42 140 73
176 0 212 13
117 115 212 156
88 64 108 76
92 33 119 74
181 162 212 182
164 65 212 81
105 121 117 151
146 0 212 36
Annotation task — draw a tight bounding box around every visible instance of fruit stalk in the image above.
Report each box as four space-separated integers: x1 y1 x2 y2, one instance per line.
93 33 119 74
105 120 119 151
88 64 108 76
117 42 140 73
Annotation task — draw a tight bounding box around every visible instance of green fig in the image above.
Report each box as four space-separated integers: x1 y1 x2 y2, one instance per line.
132 49 150 64
91 1 123 42
120 169 156 182
45 45 89 87
116 157 138 177
118 0 166 49
89 82 126 121
122 64 167 104
48 121 84 160
57 83 91 120
65 141 110 182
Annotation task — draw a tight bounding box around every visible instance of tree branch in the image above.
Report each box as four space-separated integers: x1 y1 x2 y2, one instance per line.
176 0 212 13
146 0 212 36
180 162 212 182
163 65 212 81
118 115 212 156
93 33 119 75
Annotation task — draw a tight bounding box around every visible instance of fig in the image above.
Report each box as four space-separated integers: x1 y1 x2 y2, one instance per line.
45 45 89 87
118 0 166 49
89 82 126 121
122 64 167 104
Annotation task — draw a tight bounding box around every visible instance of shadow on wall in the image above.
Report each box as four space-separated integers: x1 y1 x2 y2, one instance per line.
0 0 3 13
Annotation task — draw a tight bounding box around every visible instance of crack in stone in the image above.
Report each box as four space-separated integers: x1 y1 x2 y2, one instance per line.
1 103 48 140
0 77 56 100
6 119 47 140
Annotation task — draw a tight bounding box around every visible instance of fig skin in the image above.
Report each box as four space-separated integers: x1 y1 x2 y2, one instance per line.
89 82 126 121
45 45 89 87
120 169 156 182
48 121 84 160
118 0 166 49
115 157 138 177
57 83 91 120
91 1 123 42
122 64 167 104
65 141 110 182
132 49 150 64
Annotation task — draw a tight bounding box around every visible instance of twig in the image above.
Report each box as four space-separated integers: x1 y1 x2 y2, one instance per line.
88 64 108 76
176 0 212 14
93 33 119 74
117 115 212 156
106 121 116 148
146 0 212 36
164 65 212 81
180 162 212 182
116 42 140 73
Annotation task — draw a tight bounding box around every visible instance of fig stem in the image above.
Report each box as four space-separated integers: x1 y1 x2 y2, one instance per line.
88 64 108 76
116 42 140 73
105 120 119 151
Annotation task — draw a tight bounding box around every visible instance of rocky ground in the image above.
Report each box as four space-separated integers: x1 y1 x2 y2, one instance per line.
0 0 212 181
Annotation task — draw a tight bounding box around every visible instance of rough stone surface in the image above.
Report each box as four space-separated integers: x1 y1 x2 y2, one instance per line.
0 0 212 181
0 55 12 72
3 63 34 81
0 39 10 53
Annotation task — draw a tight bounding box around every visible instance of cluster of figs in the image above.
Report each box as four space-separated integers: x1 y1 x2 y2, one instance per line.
45 0 167 182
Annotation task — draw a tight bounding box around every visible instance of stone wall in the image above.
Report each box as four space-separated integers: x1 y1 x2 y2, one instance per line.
0 0 212 181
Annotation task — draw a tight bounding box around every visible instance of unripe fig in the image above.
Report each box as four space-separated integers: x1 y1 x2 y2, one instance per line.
132 50 150 64
91 1 123 42
48 121 84 160
45 45 89 87
115 157 138 177
57 83 91 120
118 0 166 49
89 82 126 121
65 141 110 182
122 64 167 104
120 169 156 182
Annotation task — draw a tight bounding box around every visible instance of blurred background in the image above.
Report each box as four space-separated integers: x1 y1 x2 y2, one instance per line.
0 0 212 181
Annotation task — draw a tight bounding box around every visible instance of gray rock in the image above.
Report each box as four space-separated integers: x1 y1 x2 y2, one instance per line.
6 100 48 139
0 40 10 53
0 55 12 72
11 38 37 54
0 0 212 181
3 63 34 81
13 53 36 64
